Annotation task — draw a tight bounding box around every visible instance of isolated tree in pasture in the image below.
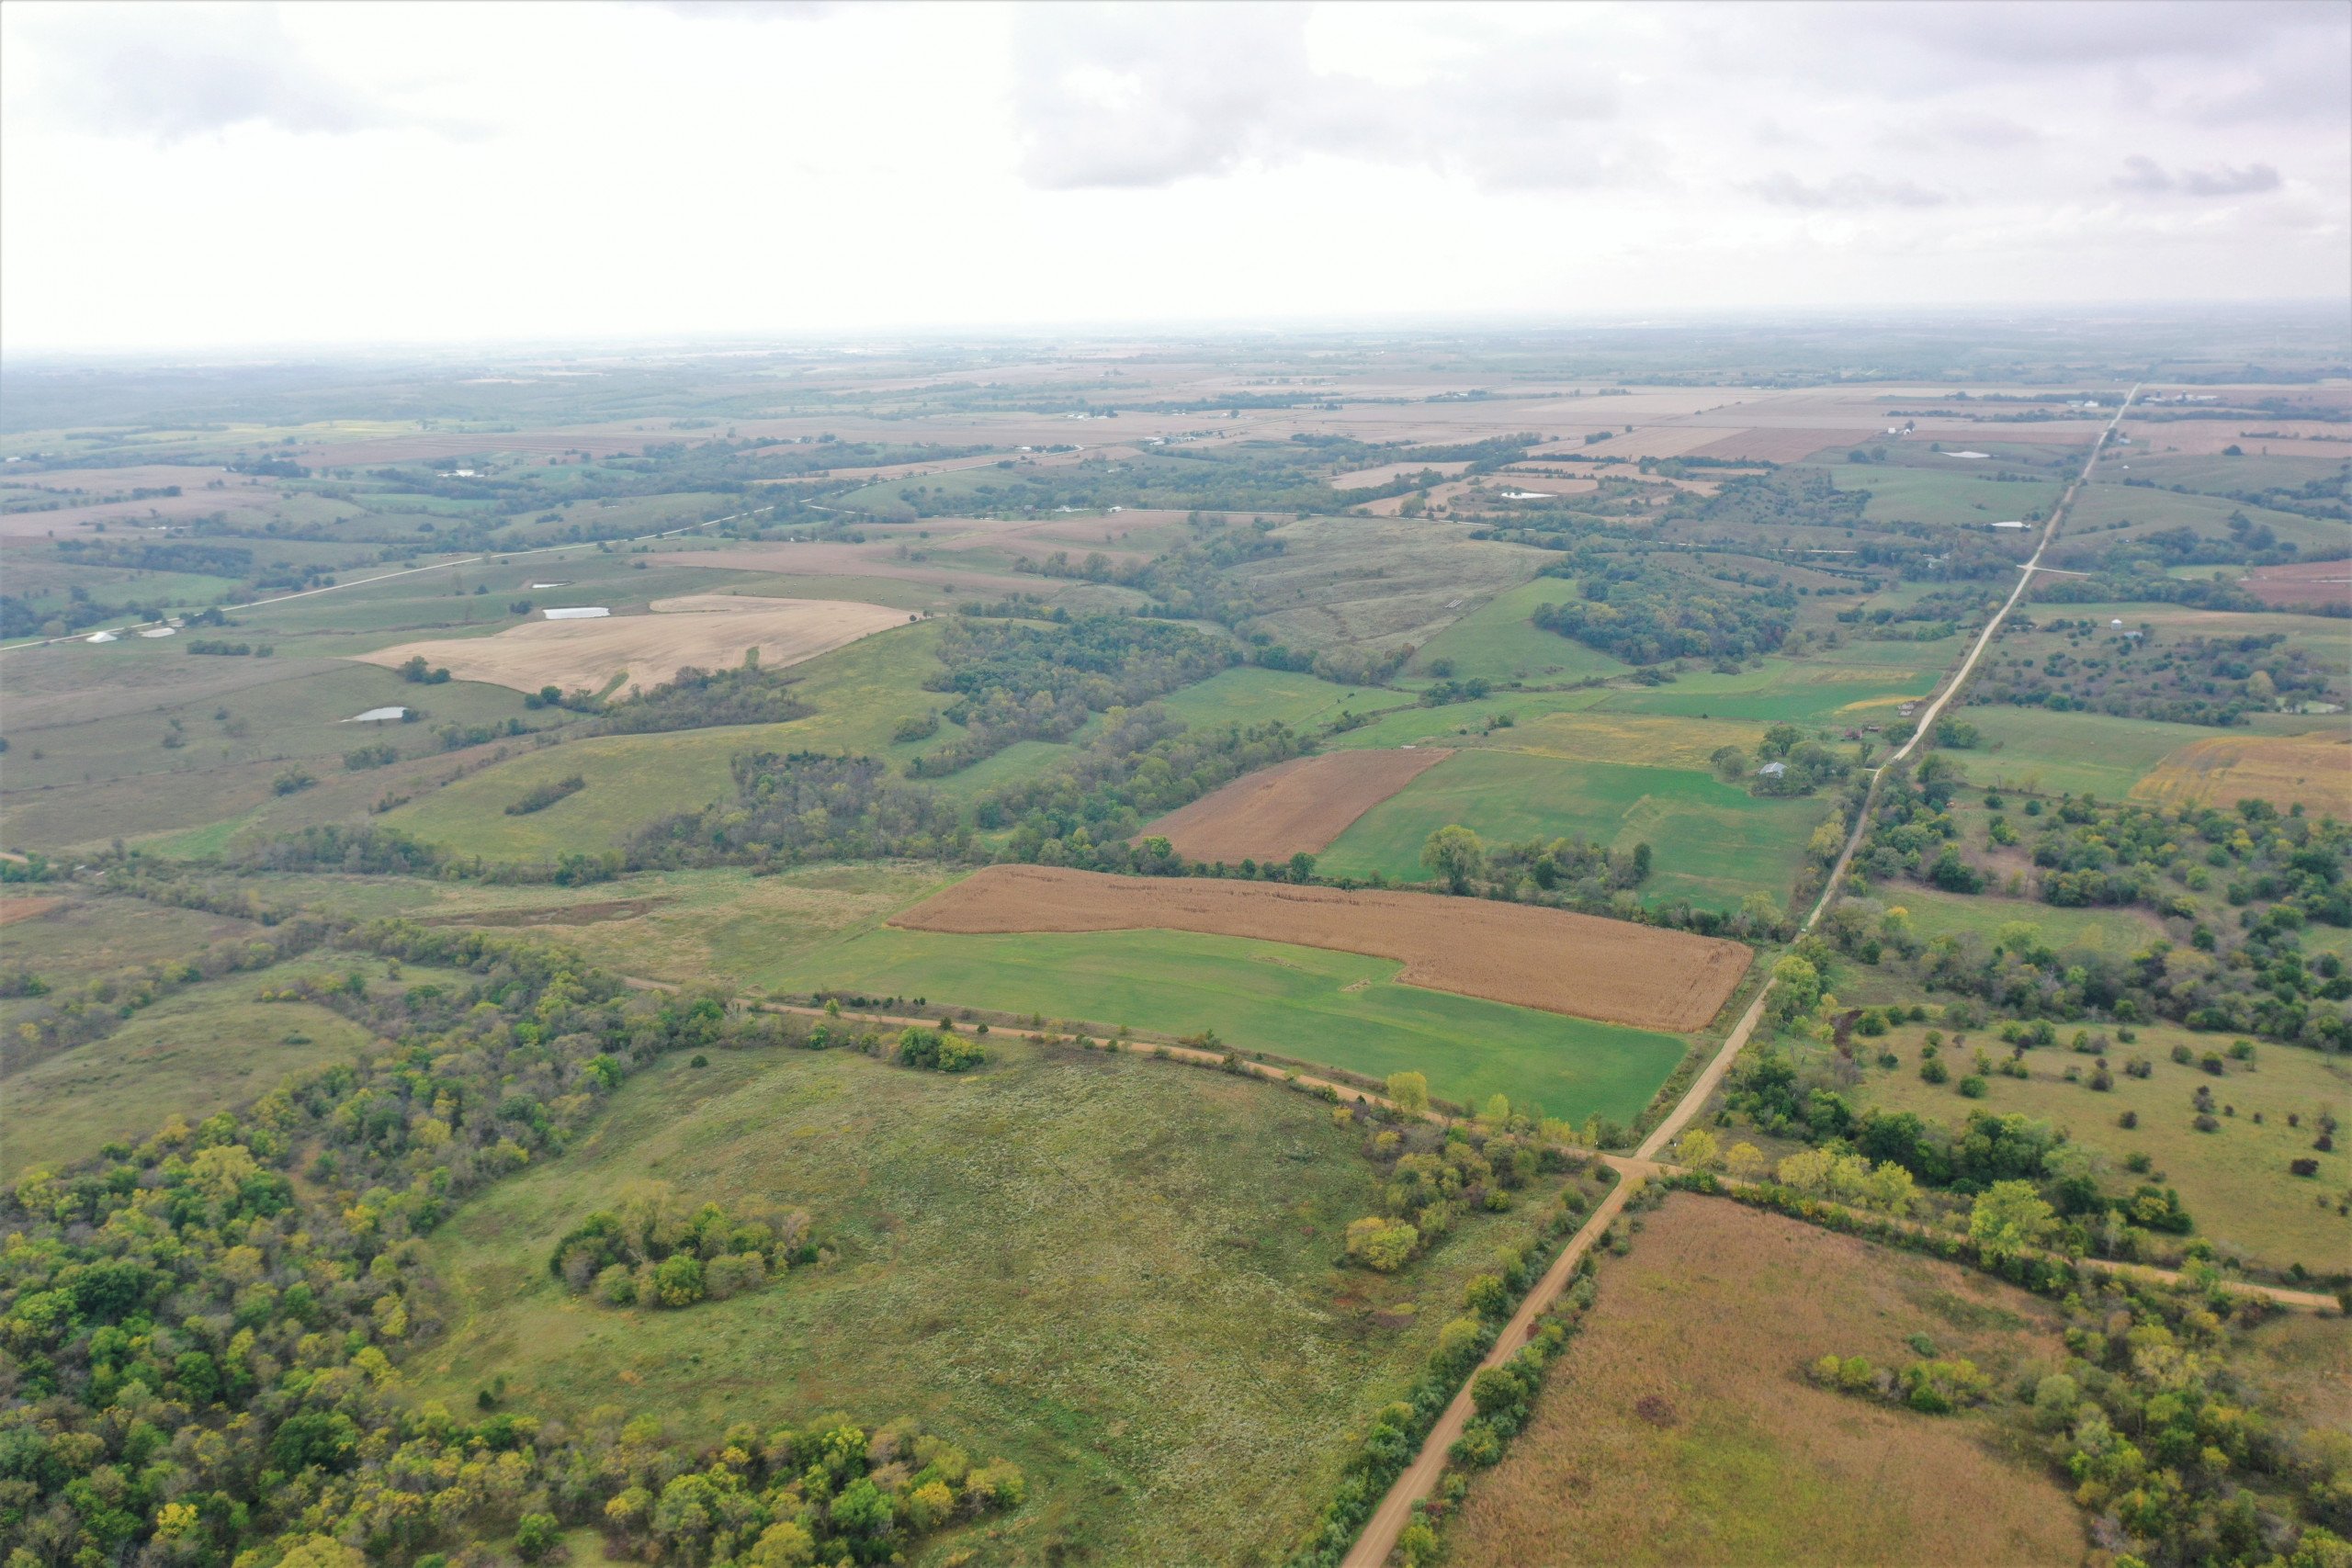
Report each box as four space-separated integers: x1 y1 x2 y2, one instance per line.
1422 824 1487 893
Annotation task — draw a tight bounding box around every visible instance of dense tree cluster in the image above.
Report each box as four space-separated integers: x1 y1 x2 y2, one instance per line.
1969 624 2338 727
549 1189 815 1310
909 614 1236 775
628 753 970 870
596 660 815 735
0 923 1022 1567
1532 557 1796 664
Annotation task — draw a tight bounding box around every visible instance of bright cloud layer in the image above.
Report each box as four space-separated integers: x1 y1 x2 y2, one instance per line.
2 0 2345 351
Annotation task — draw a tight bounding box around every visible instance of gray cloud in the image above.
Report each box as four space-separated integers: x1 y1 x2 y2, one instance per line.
1749 173 1950 210
1011 2 1624 191
17 3 478 142
2115 155 2284 197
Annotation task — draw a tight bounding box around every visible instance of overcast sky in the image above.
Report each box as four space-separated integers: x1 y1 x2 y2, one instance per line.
3 0 2346 354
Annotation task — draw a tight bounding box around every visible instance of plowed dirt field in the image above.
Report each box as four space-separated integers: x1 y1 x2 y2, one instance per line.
891 864 1750 1032
1139 749 1449 863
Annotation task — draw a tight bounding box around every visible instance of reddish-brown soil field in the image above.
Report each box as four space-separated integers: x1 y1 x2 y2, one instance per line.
0 897 63 927
1444 1194 2080 1567
2243 558 2352 611
1139 750 1450 863
890 864 1751 1032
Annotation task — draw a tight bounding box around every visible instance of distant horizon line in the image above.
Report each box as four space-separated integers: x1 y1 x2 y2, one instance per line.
6 298 2349 367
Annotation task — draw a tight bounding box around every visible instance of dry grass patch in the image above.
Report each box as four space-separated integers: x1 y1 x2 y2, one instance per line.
1445 1195 2081 1568
2133 731 2352 816
1687 427 1882 463
1140 749 1449 863
2242 558 2352 612
353 596 908 695
890 864 1748 1031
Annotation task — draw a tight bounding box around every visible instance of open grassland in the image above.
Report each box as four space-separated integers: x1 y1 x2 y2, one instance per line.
1960 707 2222 800
1237 515 1545 653
415 1037 1562 1565
895 865 1750 1032
1318 688 1611 750
1826 464 2066 526
1590 639 1959 727
0 891 265 985
1 964 388 1181
2134 730 2352 817
382 622 952 858
1319 750 1826 914
356 595 910 694
1142 749 1450 863
1444 1194 2080 1568
2061 482 2344 556
1406 579 1634 687
1836 1021 2352 1274
1152 667 1408 732
1854 887 2167 957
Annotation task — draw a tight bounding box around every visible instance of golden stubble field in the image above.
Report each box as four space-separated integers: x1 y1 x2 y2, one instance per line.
890 864 1749 1032
1140 749 1450 863
353 594 908 694
2135 730 2352 816
1444 1194 2082 1567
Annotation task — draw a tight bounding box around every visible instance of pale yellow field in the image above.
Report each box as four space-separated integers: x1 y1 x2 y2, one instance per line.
2134 730 2352 816
354 596 910 695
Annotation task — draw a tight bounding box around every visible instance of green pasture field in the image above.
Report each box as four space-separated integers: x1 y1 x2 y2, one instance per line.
381 622 953 858
1591 638 1960 727
1317 749 1826 913
1 961 398 1181
1828 1020 2352 1274
2107 452 2346 496
1238 515 1547 653
2059 483 2342 556
752 919 1686 1126
1404 578 1634 687
2008 599 2352 671
1153 666 1406 733
1826 465 2065 525
0 892 266 987
1842 887 2168 958
1954 707 2219 800
2 566 250 619
415 1036 1578 1564
1318 688 1613 751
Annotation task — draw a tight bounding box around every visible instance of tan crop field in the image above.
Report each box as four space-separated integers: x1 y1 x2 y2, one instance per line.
1329 460 1473 489
2133 730 2352 816
890 864 1749 1031
354 595 908 694
1140 749 1449 863
1688 426 1881 462
1444 1194 2080 1568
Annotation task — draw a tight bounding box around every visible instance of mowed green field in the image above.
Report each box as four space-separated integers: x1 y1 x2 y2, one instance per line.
1959 706 2220 799
1318 750 1827 914
415 1036 1576 1565
1590 637 1960 727
1838 1021 2352 1274
1855 887 2168 958
1154 666 1406 732
1406 578 1634 687
1 962 394 1180
2061 483 2343 556
753 923 1686 1126
1826 464 2066 525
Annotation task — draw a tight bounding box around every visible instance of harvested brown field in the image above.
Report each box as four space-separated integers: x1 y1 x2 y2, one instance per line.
354 596 907 695
2243 558 2352 611
1329 460 1472 489
890 864 1749 1031
1139 749 1449 863
1686 427 1881 463
1444 1194 2080 1568
0 897 63 927
2133 731 2352 816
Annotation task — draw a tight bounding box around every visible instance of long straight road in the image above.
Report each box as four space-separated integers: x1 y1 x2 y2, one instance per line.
1345 385 2143 1567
